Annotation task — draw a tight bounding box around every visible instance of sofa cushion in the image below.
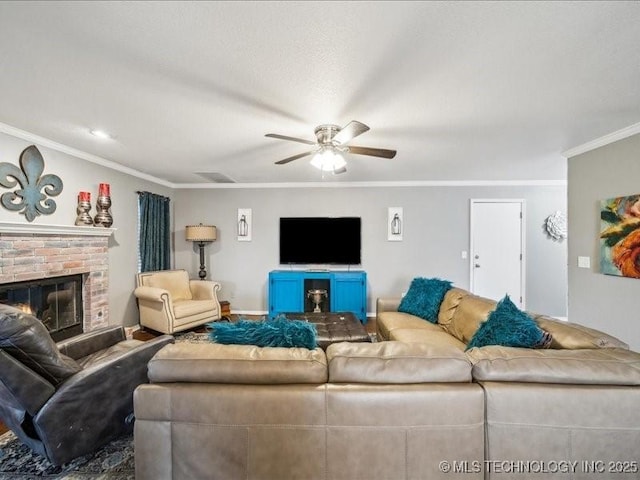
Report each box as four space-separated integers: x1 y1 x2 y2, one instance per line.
443 292 496 344
148 342 328 384
77 339 146 368
173 299 218 319
531 314 629 350
466 295 544 350
0 304 81 385
326 341 472 383
389 328 467 351
145 270 193 301
377 311 443 341
437 288 471 327
398 277 452 323
467 346 640 385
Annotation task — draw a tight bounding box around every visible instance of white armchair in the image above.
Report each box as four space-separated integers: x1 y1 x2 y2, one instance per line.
134 269 221 334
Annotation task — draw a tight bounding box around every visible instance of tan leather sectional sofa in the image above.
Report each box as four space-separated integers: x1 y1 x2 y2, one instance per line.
134 287 640 479
378 287 640 479
134 340 484 479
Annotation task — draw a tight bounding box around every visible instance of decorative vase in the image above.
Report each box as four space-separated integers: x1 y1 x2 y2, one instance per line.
94 183 113 227
75 191 94 226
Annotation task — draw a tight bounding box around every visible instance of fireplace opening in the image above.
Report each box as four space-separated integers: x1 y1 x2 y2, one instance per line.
0 274 84 341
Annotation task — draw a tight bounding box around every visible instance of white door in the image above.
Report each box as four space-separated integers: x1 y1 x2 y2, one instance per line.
470 200 525 308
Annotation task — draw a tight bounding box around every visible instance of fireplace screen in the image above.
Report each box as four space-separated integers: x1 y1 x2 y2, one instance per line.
0 274 83 341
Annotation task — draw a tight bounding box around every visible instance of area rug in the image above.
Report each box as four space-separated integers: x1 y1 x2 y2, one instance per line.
172 330 211 343
0 430 134 479
0 332 204 479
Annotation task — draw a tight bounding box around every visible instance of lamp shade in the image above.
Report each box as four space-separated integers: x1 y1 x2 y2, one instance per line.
185 224 217 242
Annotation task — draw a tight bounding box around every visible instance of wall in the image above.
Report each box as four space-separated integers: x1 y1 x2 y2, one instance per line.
567 132 640 351
173 184 567 318
0 131 173 327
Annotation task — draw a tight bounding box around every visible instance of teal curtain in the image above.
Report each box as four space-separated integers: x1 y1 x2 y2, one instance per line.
137 191 171 272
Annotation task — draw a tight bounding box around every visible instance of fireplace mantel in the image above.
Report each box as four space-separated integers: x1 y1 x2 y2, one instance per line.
0 221 116 237
0 221 116 331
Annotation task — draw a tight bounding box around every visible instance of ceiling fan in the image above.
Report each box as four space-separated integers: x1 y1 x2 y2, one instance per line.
265 120 396 174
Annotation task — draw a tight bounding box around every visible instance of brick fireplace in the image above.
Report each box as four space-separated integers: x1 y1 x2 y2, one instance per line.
0 222 114 332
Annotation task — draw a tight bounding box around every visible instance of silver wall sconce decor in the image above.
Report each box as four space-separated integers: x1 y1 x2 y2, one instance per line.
0 145 63 222
388 207 403 241
185 223 217 280
237 208 252 241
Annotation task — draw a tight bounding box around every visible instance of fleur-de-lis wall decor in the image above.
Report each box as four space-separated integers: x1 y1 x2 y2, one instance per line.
0 145 63 222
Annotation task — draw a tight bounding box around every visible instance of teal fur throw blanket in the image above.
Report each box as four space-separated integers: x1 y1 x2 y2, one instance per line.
208 316 317 349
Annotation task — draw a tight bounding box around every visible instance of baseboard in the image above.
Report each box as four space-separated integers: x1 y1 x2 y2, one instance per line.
124 324 141 339
232 311 376 321
233 310 268 316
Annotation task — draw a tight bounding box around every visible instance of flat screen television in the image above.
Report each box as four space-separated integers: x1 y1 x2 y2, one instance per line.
279 217 361 265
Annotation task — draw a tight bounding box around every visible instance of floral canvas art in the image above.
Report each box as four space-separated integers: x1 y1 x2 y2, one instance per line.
600 194 640 278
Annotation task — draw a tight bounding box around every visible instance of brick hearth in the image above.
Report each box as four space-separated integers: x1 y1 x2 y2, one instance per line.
0 222 114 332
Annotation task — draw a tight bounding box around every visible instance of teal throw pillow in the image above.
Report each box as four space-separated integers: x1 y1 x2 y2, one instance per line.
397 277 453 323
208 316 317 350
466 295 545 350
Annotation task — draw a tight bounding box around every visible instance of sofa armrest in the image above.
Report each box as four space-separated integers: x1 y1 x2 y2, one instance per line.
34 334 174 465
467 346 640 385
376 298 401 314
189 280 221 300
532 314 629 350
57 326 126 360
134 285 172 304
0 350 55 415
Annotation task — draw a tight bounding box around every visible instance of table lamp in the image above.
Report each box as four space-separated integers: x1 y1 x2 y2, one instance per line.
185 224 217 280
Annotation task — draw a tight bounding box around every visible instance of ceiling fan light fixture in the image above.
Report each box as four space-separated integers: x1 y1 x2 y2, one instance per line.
267 120 396 172
310 147 346 172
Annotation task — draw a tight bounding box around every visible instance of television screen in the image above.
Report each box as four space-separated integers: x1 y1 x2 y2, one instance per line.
279 217 361 265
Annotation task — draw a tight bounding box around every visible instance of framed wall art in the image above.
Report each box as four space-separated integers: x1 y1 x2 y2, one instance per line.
600 193 640 278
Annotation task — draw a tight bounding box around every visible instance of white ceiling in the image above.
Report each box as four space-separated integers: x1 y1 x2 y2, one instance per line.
0 1 639 186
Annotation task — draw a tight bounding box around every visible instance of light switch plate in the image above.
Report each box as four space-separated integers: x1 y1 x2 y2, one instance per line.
577 256 591 268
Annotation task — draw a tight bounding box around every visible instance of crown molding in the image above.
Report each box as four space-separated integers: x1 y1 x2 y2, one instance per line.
174 179 566 189
562 122 640 158
0 122 567 190
0 122 173 188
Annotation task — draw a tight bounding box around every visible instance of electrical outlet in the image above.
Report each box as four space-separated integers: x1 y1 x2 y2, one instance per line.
577 256 591 268
461 251 468 259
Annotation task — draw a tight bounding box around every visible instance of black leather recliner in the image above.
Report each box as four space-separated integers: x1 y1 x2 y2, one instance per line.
0 304 173 465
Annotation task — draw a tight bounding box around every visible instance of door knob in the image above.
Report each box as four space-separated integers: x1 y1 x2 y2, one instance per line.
475 263 481 268
474 255 480 259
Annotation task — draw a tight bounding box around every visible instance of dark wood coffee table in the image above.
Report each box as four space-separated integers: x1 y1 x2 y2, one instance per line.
281 311 371 349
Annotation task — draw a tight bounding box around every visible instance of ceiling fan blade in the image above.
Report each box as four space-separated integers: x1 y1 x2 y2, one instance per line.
265 133 316 146
275 151 314 165
347 145 397 159
333 120 370 145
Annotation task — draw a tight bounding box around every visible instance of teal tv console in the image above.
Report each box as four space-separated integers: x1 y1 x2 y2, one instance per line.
268 270 367 323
